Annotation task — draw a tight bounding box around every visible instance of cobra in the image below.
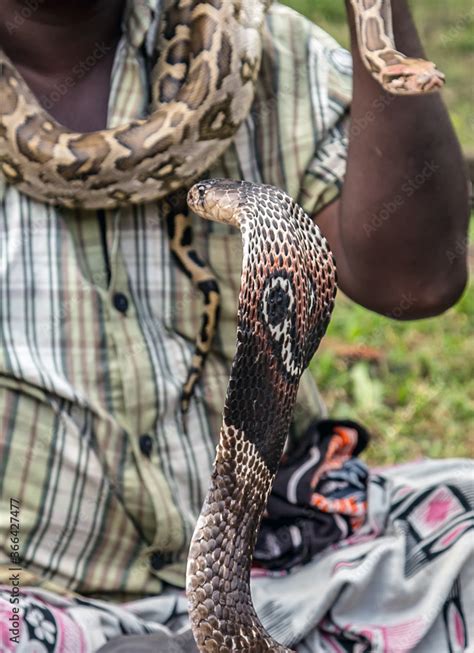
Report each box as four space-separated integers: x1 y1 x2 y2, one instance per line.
186 179 337 653
0 0 444 212
0 3 445 649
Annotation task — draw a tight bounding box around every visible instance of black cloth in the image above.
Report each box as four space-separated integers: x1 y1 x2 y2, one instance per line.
254 419 370 571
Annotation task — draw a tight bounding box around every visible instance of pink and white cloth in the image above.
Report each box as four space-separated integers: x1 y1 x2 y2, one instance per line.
1 458 472 652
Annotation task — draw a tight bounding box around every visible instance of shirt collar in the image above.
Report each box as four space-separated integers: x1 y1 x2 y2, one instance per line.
123 0 160 50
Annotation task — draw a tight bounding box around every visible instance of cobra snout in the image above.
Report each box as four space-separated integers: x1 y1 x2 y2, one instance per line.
187 179 245 228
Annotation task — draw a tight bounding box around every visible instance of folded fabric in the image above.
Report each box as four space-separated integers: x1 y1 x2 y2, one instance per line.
253 419 370 571
1 459 472 652
97 629 198 652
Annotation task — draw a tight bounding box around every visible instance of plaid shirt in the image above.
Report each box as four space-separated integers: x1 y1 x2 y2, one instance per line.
0 0 352 599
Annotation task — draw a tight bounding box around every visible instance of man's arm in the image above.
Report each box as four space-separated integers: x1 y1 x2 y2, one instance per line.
316 0 470 320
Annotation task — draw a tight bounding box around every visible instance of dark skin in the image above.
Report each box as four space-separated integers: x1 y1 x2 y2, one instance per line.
0 0 125 131
317 1 470 319
0 0 470 320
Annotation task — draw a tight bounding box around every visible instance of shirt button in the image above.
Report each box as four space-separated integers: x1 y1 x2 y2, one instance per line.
139 434 153 457
112 292 129 314
150 552 165 571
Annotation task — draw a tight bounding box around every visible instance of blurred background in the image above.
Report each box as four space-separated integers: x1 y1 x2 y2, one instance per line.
284 0 473 464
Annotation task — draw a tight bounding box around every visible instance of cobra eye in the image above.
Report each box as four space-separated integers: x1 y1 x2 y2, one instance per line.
198 185 206 199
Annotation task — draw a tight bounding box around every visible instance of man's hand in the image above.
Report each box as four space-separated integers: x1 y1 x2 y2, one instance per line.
316 0 470 320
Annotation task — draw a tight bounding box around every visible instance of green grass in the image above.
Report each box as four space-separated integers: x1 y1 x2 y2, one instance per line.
311 281 473 465
309 216 473 465
282 0 474 149
281 0 474 464
311 222 473 466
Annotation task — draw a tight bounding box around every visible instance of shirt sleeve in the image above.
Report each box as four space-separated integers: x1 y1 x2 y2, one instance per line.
295 21 352 217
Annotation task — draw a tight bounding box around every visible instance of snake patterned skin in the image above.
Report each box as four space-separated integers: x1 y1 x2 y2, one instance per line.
186 180 337 653
351 0 445 94
0 0 270 209
0 0 445 213
164 190 222 413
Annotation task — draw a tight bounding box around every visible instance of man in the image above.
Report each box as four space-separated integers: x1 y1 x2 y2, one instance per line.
0 0 470 651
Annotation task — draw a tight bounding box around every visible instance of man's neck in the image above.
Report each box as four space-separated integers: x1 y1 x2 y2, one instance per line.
0 0 127 131
0 0 125 76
